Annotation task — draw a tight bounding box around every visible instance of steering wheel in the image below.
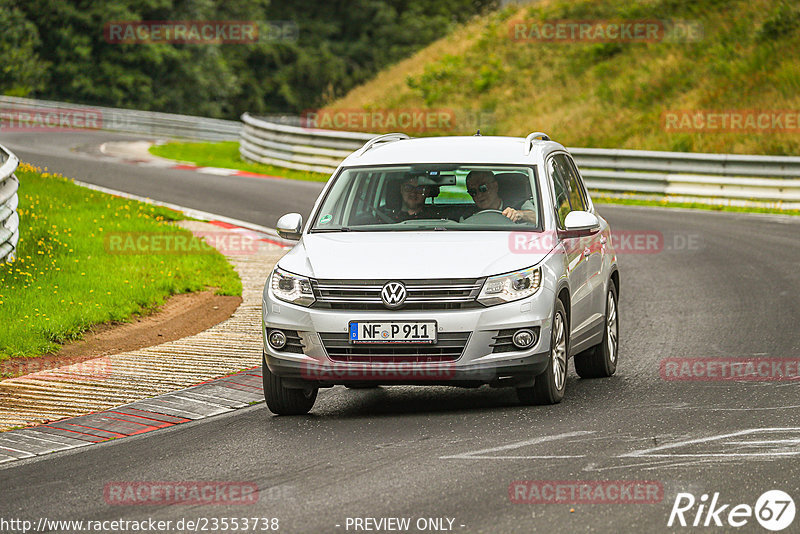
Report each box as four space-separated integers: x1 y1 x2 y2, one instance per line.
462 208 524 224
473 209 504 216
369 205 396 224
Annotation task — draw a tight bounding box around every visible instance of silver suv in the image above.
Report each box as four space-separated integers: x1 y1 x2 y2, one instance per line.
261 133 619 414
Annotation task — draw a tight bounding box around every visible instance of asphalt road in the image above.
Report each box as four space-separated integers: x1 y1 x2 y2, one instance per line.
1 131 799 533
0 131 324 228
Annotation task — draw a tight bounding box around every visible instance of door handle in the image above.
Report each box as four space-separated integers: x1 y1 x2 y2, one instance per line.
600 236 607 245
583 247 591 257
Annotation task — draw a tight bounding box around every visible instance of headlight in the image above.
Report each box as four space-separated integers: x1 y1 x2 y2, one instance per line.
270 267 315 307
477 266 542 306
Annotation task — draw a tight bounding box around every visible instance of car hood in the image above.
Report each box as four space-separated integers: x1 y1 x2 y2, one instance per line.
277 232 554 279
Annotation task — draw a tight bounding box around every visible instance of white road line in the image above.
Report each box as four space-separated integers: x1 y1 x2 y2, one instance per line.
706 404 800 411
640 458 725 471
583 458 697 473
638 452 800 458
197 167 239 176
726 439 800 445
71 179 292 244
621 427 800 458
440 430 594 460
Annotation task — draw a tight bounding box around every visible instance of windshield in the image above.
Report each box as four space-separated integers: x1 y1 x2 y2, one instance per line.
310 164 541 232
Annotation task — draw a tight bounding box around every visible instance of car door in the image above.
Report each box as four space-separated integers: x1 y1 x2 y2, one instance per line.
547 154 592 347
564 155 606 327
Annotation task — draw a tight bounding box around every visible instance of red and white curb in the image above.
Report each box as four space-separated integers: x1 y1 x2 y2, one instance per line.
99 140 285 181
170 163 283 180
0 367 265 465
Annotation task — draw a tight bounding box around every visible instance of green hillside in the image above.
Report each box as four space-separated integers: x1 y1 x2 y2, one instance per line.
331 0 800 155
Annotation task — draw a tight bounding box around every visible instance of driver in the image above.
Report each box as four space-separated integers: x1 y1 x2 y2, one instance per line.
465 170 537 223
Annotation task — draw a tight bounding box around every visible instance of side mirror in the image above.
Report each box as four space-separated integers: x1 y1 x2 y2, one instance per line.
563 211 600 237
276 213 303 240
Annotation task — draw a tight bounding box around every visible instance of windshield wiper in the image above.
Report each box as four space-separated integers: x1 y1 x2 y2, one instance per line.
312 227 351 233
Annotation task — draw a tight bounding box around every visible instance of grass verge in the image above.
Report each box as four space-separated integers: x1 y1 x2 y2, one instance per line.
331 0 800 155
149 141 330 182
593 195 800 216
0 163 242 360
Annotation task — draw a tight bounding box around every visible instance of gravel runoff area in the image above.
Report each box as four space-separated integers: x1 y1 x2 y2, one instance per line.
0 221 286 431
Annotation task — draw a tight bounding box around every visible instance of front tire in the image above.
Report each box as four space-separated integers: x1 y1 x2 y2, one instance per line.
517 299 568 405
262 355 318 415
574 281 618 379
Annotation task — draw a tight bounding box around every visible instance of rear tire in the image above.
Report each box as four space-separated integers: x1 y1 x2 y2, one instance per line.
574 281 618 379
517 299 568 405
262 355 317 415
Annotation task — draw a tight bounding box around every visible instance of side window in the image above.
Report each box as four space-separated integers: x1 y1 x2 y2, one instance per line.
548 156 572 227
564 156 590 211
559 155 586 213
548 154 589 228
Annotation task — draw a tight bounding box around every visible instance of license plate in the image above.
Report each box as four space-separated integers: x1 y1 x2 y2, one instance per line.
349 321 437 344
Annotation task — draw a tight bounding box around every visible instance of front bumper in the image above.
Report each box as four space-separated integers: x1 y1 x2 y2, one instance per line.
262 287 556 387
264 350 550 387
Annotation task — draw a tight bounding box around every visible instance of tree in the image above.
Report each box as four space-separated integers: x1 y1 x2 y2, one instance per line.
0 0 49 96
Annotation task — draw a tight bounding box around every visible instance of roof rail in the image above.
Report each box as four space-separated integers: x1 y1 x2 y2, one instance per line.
524 132 551 155
357 133 410 157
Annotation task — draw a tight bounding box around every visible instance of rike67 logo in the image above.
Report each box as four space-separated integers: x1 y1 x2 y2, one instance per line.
668 490 795 531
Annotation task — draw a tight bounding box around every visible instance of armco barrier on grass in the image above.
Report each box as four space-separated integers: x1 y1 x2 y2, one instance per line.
239 115 800 209
0 143 20 262
0 95 240 141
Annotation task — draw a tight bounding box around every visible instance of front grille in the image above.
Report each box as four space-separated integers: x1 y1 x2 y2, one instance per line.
491 329 518 353
311 278 485 310
320 332 470 363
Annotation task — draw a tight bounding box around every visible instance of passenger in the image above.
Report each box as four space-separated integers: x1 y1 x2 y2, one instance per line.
465 170 537 223
386 176 436 221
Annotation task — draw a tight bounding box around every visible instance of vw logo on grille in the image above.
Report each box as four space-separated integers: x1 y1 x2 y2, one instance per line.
381 281 407 309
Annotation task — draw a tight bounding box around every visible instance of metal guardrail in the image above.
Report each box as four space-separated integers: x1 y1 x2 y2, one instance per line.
571 148 800 206
1 96 241 141
240 113 373 173
0 144 20 262
239 115 800 208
